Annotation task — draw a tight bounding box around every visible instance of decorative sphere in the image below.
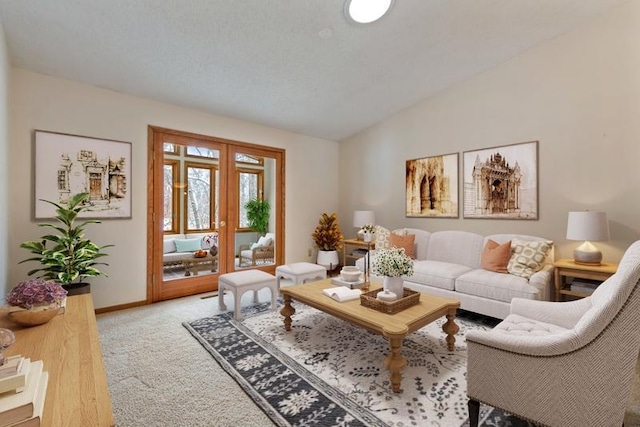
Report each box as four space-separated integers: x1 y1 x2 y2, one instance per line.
0 328 16 365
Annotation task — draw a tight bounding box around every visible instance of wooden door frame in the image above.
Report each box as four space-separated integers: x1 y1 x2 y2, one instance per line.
146 125 285 303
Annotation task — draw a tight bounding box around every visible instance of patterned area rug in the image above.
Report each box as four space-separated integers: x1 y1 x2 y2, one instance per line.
184 303 532 427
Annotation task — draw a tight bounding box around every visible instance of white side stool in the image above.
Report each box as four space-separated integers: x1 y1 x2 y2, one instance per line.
275 262 327 289
218 270 277 320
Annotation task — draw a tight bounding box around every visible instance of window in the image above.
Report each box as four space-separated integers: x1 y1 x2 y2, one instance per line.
185 162 217 232
163 161 179 233
237 168 265 229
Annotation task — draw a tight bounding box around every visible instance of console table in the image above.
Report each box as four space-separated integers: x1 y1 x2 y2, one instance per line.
0 294 114 426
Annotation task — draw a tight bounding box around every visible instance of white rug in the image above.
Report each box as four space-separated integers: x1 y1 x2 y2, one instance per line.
185 302 499 426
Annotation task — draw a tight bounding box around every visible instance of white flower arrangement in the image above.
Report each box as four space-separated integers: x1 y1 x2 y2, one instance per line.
360 223 376 234
372 247 414 277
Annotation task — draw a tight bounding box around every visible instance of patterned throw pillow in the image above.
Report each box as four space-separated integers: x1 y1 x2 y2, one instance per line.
507 239 553 279
375 226 391 249
201 233 219 250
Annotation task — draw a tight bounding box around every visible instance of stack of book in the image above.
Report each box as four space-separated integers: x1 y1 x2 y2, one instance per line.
571 279 601 295
0 356 48 427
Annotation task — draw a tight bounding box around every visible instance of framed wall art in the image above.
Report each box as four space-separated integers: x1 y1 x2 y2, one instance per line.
462 140 538 220
406 152 459 218
34 130 132 219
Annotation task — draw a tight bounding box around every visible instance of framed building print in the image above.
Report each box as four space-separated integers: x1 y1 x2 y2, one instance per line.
406 152 459 218
463 140 538 220
34 130 132 219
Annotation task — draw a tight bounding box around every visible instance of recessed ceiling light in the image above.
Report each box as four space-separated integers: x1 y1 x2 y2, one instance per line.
345 0 393 24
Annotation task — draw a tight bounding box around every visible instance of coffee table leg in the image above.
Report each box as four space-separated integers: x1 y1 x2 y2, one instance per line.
443 309 460 352
280 294 295 331
384 336 407 393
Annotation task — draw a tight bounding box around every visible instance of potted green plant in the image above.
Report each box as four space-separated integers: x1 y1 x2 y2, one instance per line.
19 192 112 295
312 212 344 270
245 198 271 236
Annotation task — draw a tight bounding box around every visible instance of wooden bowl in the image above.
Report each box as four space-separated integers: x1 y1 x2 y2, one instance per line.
8 306 60 326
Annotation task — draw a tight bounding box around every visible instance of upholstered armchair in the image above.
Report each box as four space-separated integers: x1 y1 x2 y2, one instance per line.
239 232 275 267
466 240 640 427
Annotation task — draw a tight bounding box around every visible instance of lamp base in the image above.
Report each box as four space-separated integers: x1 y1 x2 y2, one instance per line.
573 241 603 266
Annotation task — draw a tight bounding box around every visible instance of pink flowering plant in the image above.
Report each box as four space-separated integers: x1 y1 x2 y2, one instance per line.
7 279 68 309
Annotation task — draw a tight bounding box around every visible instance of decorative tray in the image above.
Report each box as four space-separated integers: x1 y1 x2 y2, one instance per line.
360 288 420 314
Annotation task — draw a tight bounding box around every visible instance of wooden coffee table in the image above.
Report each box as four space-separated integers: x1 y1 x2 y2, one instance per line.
279 279 460 393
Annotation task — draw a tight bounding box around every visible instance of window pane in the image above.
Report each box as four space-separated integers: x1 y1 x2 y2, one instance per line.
163 143 178 154
239 172 258 228
235 153 261 164
187 146 219 159
187 166 211 230
163 164 174 231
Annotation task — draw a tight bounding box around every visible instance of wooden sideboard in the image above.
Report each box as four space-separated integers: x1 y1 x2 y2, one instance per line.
0 294 115 426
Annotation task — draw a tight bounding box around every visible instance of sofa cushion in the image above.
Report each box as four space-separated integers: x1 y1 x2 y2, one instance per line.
410 260 473 291
175 238 202 253
426 230 485 269
455 269 539 303
481 240 511 273
390 233 416 259
507 239 553 279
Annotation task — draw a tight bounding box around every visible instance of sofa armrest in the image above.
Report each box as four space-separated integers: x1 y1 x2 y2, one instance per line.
510 297 593 329
528 264 554 300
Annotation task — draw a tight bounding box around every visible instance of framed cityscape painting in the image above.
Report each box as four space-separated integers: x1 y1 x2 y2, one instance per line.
406 152 459 218
462 140 538 220
34 130 132 219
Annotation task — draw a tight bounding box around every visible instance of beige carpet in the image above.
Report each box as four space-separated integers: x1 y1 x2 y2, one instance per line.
97 290 640 426
97 290 276 426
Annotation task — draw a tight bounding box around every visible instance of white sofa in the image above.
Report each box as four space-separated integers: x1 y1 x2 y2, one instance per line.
163 232 219 270
356 228 554 319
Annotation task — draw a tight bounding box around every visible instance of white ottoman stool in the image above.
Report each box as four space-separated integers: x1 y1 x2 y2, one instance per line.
275 262 327 289
218 270 277 320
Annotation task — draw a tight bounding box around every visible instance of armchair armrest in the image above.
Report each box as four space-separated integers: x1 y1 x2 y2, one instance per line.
510 297 593 329
466 327 581 356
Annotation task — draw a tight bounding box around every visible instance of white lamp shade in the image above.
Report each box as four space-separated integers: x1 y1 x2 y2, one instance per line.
566 211 610 242
353 210 375 228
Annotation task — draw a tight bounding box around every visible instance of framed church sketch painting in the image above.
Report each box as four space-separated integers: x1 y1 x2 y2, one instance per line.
463 140 538 220
34 130 132 219
406 152 459 218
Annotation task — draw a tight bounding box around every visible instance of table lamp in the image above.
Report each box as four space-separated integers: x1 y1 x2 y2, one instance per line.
566 211 610 265
353 210 375 240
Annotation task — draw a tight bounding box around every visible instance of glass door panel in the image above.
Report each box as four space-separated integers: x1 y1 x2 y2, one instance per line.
151 130 227 301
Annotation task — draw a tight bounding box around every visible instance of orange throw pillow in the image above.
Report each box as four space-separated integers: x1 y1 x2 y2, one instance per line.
481 240 511 273
390 233 416 259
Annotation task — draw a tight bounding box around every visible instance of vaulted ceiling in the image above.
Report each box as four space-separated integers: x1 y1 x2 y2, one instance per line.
0 0 629 141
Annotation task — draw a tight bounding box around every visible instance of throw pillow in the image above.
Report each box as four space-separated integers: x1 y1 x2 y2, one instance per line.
390 233 416 259
163 239 177 254
201 233 219 250
257 236 273 247
174 238 202 253
480 240 511 273
375 226 391 249
507 239 553 279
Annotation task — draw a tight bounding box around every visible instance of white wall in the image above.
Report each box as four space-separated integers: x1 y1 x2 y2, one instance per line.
8 70 339 309
340 1 640 262
0 23 9 303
